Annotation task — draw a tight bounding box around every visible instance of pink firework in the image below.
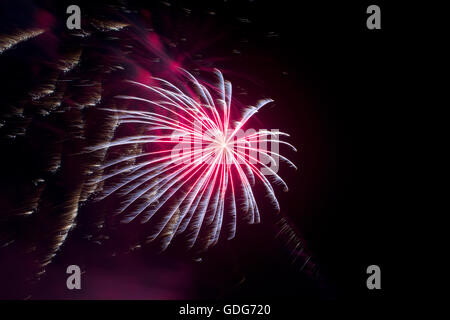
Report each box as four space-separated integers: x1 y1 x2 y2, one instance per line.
87 69 297 251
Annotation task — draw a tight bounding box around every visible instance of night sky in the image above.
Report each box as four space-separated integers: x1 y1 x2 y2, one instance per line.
0 0 393 302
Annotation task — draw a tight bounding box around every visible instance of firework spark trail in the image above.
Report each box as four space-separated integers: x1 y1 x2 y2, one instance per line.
87 68 296 251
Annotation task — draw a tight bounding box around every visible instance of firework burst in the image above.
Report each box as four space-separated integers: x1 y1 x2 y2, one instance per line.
87 69 297 251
